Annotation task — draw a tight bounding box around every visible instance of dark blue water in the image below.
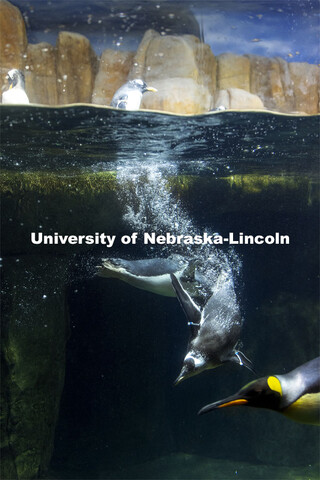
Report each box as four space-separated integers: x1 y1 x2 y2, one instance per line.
1 106 319 479
1 106 319 177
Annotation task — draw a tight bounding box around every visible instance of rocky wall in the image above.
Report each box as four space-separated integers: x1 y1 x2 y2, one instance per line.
0 0 319 114
1 256 69 480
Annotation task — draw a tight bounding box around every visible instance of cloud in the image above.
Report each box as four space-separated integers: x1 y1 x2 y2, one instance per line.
193 9 319 64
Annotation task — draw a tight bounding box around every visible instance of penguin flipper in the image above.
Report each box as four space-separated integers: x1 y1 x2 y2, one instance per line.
170 273 201 332
111 93 128 109
230 350 256 374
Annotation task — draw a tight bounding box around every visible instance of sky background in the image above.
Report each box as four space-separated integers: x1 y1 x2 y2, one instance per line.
12 0 319 64
195 3 319 64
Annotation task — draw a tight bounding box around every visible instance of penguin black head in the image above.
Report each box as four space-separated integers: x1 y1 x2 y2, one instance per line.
198 376 282 415
7 69 25 89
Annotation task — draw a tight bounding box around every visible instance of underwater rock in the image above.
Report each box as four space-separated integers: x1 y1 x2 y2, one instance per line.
0 0 27 94
217 53 251 92
56 31 98 104
1 256 69 480
289 62 319 115
1 171 316 257
92 49 134 106
25 42 58 105
0 171 121 256
214 87 264 110
131 29 215 113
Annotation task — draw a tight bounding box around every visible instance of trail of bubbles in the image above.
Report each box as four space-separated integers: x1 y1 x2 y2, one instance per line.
117 163 193 237
115 160 241 296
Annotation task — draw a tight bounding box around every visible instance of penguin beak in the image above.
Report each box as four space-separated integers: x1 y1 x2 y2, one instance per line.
174 374 184 386
146 86 157 93
198 395 248 415
174 370 188 386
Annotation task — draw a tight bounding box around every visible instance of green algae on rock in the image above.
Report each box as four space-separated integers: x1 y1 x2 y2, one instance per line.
167 174 318 214
0 171 122 256
1 256 69 480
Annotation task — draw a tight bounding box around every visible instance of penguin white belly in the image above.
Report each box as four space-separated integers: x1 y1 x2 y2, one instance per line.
115 268 188 297
2 88 29 104
124 92 143 110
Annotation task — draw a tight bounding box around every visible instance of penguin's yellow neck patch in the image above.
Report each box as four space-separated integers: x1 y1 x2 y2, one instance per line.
267 376 282 395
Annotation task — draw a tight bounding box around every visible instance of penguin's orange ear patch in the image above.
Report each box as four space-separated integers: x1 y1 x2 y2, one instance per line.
267 376 282 395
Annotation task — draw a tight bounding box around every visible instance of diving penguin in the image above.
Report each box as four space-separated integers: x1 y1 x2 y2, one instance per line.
171 271 254 385
110 79 157 110
198 356 320 426
2 69 29 104
97 255 197 297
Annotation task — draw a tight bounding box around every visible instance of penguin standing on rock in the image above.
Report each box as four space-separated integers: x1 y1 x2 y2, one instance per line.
2 69 29 104
171 272 254 385
198 357 320 426
110 79 157 110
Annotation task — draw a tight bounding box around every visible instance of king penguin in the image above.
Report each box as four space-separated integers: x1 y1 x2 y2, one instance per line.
171 271 254 384
97 255 198 297
110 79 157 110
198 357 320 426
2 69 29 104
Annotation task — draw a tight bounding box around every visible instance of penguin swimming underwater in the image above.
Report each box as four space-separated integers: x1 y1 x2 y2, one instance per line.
110 79 157 110
2 69 29 104
171 271 254 385
198 357 320 426
97 255 198 297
